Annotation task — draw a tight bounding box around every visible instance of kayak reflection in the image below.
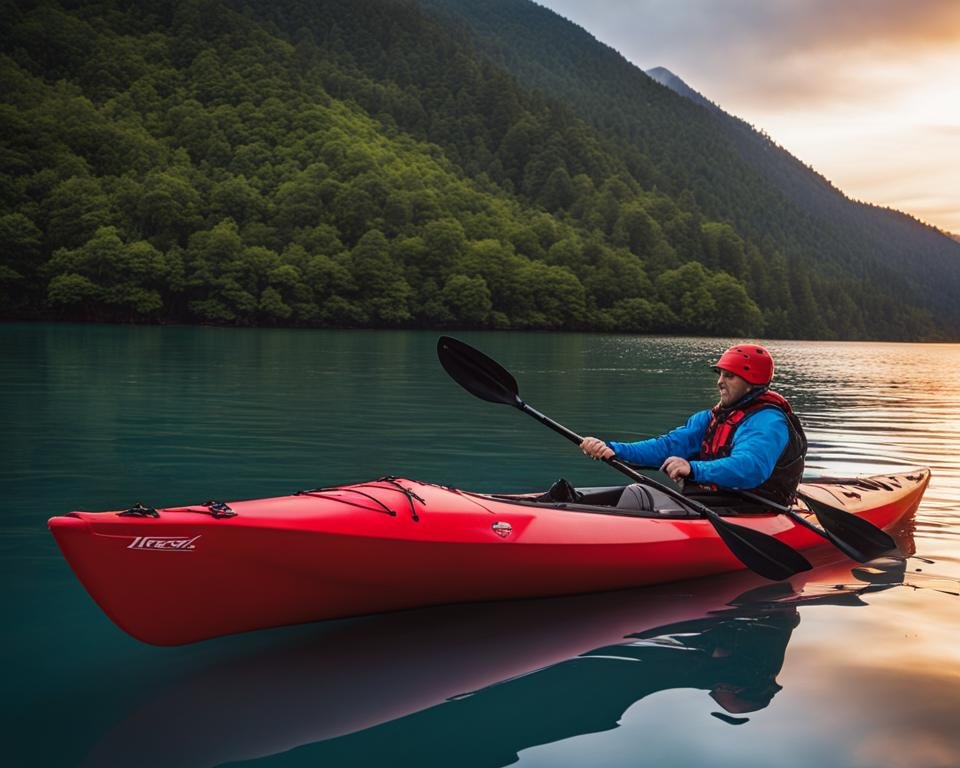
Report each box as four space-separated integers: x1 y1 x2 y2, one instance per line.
84 557 907 768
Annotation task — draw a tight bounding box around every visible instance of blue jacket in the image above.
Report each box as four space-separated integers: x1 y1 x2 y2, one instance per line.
608 408 789 490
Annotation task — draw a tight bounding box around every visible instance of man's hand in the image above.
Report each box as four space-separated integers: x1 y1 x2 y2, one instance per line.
660 456 692 481
580 436 614 461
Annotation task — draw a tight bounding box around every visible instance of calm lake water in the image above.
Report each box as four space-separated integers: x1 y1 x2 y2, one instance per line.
2 324 958 768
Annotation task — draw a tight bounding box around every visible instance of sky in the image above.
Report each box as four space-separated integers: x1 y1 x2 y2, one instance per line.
536 0 960 235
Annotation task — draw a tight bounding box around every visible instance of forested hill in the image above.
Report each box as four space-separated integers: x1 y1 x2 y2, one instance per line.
2 0 958 340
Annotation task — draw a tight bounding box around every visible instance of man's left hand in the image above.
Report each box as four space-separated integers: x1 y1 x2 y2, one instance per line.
660 456 692 482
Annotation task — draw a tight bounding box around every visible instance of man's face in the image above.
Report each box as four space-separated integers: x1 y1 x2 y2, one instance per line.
716 369 752 407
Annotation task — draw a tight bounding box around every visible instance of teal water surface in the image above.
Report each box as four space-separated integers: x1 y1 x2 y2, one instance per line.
2 325 959 768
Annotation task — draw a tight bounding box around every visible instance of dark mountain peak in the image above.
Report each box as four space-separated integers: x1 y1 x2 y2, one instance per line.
644 67 719 113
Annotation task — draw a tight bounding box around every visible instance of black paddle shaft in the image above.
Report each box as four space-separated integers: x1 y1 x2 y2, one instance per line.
520 401 708 514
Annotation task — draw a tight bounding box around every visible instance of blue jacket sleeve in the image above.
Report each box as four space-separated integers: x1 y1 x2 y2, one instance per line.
608 410 712 467
608 408 790 490
688 408 789 489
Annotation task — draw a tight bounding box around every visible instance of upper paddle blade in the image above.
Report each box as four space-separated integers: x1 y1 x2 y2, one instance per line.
710 515 813 580
437 336 522 407
800 494 897 560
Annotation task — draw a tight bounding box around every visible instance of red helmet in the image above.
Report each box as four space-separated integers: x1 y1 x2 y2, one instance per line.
713 344 774 386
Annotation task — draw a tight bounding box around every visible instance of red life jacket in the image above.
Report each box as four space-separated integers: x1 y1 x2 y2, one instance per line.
691 390 807 506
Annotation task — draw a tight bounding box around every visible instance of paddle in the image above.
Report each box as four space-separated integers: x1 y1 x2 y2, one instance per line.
614 464 897 562
437 336 812 581
616 462 897 562
736 489 897 562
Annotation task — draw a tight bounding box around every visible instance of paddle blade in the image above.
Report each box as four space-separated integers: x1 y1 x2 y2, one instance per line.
711 516 813 581
800 494 897 561
437 336 522 407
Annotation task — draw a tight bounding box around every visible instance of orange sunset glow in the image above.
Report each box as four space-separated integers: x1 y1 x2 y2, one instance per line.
537 0 960 235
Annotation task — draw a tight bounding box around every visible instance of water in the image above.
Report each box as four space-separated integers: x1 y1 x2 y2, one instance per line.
2 325 958 768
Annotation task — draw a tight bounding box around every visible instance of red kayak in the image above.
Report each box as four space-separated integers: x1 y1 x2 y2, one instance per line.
48 469 929 645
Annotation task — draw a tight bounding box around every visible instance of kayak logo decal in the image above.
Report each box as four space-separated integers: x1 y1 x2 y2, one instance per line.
492 522 513 539
127 535 201 551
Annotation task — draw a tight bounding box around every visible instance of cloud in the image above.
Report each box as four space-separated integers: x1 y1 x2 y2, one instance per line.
537 0 960 109
925 124 960 137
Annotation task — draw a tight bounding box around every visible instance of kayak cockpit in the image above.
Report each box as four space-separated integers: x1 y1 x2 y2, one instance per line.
486 478 700 518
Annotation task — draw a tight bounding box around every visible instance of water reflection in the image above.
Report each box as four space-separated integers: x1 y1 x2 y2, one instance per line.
84 558 910 768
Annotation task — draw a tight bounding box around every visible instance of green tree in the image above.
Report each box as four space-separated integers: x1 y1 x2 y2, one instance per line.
513 261 586 329
545 237 585 272
611 297 673 333
539 166 575 212
441 273 492 326
185 219 248 323
45 226 167 320
137 170 202 247
43 177 112 251
655 262 762 335
701 222 748 280
211 175 267 224
332 183 377 244
272 166 329 233
612 203 661 257
350 229 412 325
0 213 43 311
707 272 763 335
420 218 467 280
580 245 652 308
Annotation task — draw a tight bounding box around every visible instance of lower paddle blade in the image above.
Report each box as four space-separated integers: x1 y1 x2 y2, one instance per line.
437 336 521 407
801 494 897 560
711 516 813 581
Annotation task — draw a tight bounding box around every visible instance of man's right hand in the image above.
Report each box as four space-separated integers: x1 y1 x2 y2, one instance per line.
580 437 615 461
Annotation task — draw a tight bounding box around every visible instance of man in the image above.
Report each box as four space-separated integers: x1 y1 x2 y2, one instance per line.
580 344 807 507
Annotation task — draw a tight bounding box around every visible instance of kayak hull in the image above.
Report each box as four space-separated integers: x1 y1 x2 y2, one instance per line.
48 469 930 645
